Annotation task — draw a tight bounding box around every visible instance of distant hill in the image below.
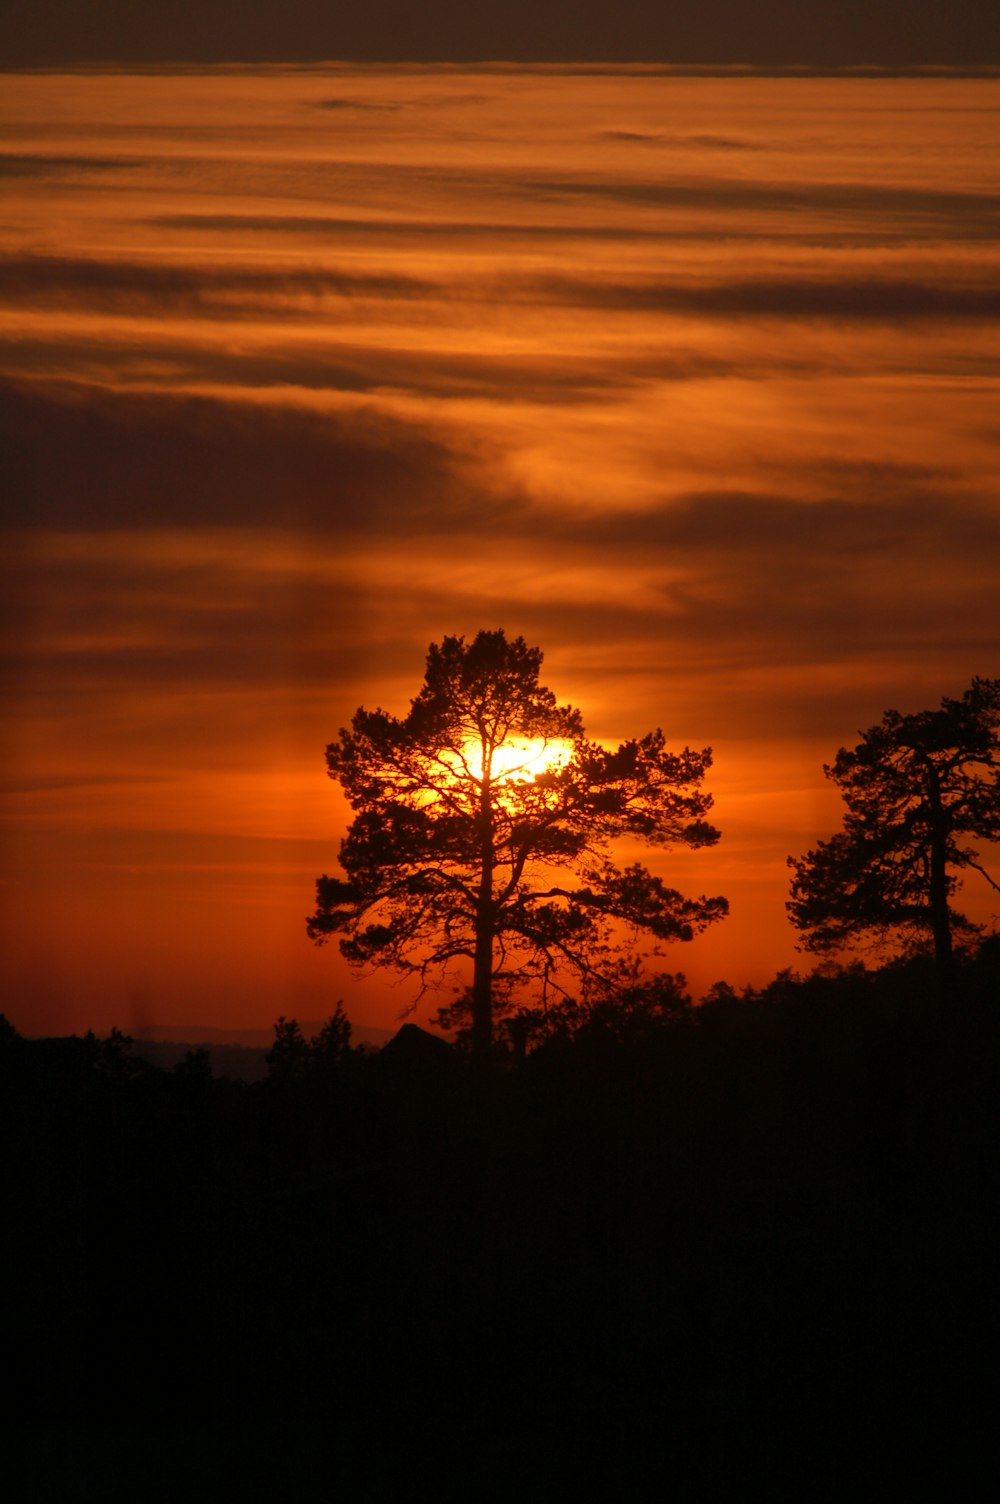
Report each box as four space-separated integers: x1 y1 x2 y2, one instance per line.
131 1020 395 1081
133 1021 394 1048
130 1038 268 1081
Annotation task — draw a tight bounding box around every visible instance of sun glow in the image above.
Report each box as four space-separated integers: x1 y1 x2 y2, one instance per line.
451 735 576 786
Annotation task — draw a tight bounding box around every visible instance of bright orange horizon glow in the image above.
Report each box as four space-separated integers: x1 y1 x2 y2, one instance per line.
2 66 999 1040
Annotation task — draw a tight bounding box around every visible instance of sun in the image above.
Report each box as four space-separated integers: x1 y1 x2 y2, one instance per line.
485 735 575 784
442 734 575 787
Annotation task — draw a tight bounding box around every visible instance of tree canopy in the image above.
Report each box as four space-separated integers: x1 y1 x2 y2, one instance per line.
308 630 727 1054
787 676 1000 976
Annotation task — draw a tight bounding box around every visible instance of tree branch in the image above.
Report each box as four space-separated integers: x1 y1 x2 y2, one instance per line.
966 858 1000 895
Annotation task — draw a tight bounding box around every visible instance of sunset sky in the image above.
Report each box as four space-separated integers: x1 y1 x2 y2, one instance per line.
3 50 999 1039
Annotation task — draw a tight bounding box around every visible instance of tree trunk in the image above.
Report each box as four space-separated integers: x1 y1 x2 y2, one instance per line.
928 832 953 980
926 766 954 988
471 771 494 1059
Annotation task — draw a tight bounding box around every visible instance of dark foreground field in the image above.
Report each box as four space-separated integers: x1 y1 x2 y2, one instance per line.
3 954 998 1499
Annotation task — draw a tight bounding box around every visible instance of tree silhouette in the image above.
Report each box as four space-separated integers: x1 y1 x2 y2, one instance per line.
308 630 727 1055
788 677 1000 978
310 1003 354 1071
265 1010 354 1079
266 1015 310 1079
432 962 693 1056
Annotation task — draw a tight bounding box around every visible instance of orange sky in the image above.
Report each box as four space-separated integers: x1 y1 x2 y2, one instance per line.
2 66 999 1038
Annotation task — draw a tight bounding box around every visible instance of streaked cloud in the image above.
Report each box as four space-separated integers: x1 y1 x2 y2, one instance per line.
0 152 144 176
0 253 441 312
0 379 476 531
5 253 1000 326
516 172 1000 236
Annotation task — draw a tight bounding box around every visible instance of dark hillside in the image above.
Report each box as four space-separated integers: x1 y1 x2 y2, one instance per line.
3 951 998 1495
